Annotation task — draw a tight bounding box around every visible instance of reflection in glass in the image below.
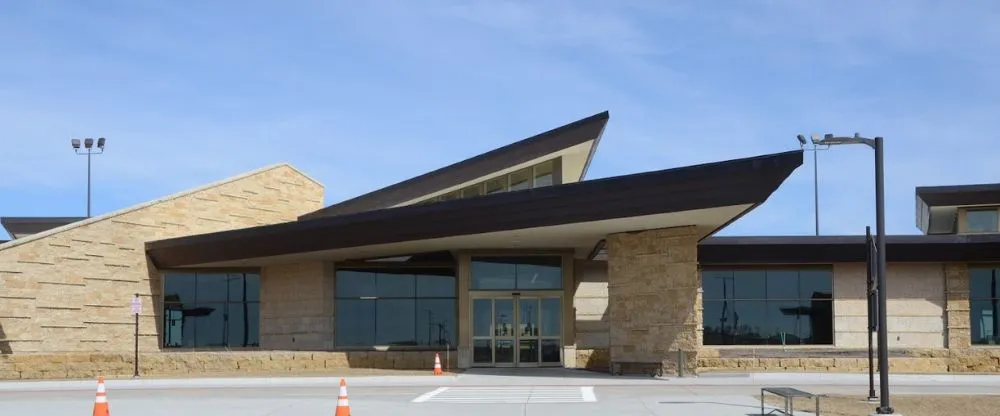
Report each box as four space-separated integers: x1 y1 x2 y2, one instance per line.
970 268 1000 345
376 299 416 345
162 272 260 348
471 260 516 289
509 168 532 191
495 299 514 337
471 256 562 290
473 339 493 363
534 160 554 187
485 177 508 195
336 270 377 298
540 298 561 337
416 274 455 297
541 339 561 363
520 298 538 337
702 267 833 345
473 299 493 337
495 340 514 363
334 267 457 347
193 303 226 347
416 299 456 346
336 299 376 346
519 339 539 364
967 209 999 233
462 184 484 198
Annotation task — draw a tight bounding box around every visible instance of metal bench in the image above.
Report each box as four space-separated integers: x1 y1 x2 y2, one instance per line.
760 387 824 416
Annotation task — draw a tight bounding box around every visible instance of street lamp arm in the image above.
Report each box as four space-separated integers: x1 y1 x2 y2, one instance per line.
815 135 877 149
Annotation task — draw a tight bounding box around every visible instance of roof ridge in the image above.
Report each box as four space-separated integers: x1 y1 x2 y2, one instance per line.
0 163 310 251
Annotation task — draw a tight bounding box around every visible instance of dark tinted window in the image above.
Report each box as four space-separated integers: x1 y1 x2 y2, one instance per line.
162 271 260 348
335 267 457 347
702 267 833 346
970 268 1000 345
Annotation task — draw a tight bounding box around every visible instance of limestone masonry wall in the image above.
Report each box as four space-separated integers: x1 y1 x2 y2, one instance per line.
0 350 457 380
0 165 324 354
834 262 946 348
606 226 701 376
260 261 335 350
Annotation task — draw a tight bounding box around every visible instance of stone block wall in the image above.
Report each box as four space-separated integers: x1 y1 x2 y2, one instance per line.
833 263 946 348
260 261 335 349
606 226 700 376
572 259 609 370
945 263 971 348
0 164 324 354
0 350 458 380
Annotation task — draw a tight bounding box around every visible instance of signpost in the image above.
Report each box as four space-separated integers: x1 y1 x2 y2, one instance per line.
131 294 142 378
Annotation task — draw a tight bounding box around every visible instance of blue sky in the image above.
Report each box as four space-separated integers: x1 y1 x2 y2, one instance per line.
1 1 998 240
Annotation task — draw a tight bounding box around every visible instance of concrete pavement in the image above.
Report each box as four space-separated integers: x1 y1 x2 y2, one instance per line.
1 370 999 415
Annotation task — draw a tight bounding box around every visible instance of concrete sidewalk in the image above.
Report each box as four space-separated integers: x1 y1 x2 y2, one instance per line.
3 369 1000 392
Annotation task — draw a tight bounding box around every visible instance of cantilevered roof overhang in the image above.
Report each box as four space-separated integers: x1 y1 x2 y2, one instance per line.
145 150 804 268
299 111 610 219
916 183 1000 234
699 234 1000 264
1 216 87 240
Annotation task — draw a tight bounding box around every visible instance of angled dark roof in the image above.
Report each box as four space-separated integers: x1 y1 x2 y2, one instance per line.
146 150 804 268
698 234 1000 264
916 183 1000 207
299 111 610 220
1 217 87 240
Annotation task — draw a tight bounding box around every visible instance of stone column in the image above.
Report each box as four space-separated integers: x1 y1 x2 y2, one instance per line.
606 226 701 376
944 263 971 349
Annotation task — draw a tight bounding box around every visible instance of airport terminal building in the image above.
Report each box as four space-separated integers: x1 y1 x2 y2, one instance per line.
2 111 1000 379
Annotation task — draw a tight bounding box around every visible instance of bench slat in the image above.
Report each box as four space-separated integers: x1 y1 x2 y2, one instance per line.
762 387 816 398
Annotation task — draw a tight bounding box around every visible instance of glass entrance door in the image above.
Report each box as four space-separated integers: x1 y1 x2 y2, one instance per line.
471 295 562 367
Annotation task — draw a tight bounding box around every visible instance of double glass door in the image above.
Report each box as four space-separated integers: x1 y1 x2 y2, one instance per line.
471 294 562 367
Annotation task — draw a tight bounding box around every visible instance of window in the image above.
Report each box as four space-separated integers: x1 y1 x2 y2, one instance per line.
967 209 999 233
970 268 1000 345
415 159 559 204
162 271 260 348
470 256 563 290
334 267 457 347
702 267 833 345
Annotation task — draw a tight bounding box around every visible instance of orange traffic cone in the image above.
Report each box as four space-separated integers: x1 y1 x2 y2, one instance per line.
92 376 110 416
335 378 351 416
433 353 443 376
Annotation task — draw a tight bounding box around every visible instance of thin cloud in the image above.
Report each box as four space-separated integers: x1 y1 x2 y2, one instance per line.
0 0 997 240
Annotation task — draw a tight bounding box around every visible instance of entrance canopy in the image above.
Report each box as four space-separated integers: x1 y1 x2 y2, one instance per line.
146 150 803 268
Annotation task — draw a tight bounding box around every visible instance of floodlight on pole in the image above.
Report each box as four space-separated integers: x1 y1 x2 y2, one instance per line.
796 134 829 236
70 137 108 218
814 132 893 415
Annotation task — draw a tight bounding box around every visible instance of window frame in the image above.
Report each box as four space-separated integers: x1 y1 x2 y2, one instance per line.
701 266 834 346
333 265 458 349
965 208 1000 234
969 266 1000 345
161 269 261 349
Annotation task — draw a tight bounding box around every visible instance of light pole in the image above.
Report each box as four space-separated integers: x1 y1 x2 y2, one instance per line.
71 137 106 217
797 135 829 236
813 133 894 415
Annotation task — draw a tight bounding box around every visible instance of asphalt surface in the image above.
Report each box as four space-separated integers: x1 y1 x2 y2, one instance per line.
2 371 1000 415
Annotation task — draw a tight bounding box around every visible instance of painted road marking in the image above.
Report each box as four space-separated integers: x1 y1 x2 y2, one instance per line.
412 386 597 403
412 387 450 403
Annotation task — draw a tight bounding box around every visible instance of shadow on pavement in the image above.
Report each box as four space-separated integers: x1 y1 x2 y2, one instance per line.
459 367 661 380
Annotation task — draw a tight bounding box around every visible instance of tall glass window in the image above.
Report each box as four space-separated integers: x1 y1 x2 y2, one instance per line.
162 271 260 348
970 267 1000 345
334 267 457 347
470 256 563 290
702 267 833 345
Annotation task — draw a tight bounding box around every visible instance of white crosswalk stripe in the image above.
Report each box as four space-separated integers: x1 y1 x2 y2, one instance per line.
412 386 597 403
